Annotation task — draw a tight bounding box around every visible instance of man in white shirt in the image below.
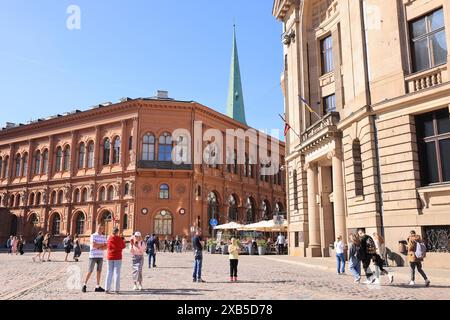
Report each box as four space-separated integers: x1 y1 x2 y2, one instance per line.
334 235 345 275
82 224 107 293
276 233 286 255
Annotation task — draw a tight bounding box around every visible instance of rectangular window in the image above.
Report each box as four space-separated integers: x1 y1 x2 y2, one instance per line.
323 94 336 114
416 108 450 185
295 232 299 248
321 35 334 74
410 8 447 73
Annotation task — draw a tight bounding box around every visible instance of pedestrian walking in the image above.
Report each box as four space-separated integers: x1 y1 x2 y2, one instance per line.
372 233 394 284
170 238 175 253
130 231 146 291
155 236 160 252
348 234 361 283
73 234 82 262
276 233 285 255
182 237 187 253
32 232 44 262
357 228 376 284
334 235 345 275
192 228 205 283
146 234 157 268
11 236 18 255
18 236 24 255
63 234 73 262
105 227 126 294
81 224 107 293
407 230 430 287
42 233 52 262
164 236 170 252
229 238 240 282
6 235 13 254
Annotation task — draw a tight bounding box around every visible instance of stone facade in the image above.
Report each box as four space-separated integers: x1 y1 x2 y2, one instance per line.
0 98 285 244
273 0 450 268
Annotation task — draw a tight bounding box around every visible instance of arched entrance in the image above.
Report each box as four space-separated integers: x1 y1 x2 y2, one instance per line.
245 197 256 223
261 200 272 221
227 194 239 222
26 213 40 240
10 214 18 236
99 210 114 236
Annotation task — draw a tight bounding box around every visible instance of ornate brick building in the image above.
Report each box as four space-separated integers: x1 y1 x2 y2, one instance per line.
273 0 449 268
0 30 286 244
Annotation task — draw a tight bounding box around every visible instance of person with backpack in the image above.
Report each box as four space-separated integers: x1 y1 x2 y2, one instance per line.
357 228 377 284
407 230 430 287
63 234 73 262
348 234 361 283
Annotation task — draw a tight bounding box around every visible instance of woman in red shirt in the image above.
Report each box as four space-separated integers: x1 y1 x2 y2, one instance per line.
105 227 126 294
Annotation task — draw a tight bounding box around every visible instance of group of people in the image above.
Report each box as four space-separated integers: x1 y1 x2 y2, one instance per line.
30 231 82 263
335 229 430 286
159 236 188 253
6 235 25 255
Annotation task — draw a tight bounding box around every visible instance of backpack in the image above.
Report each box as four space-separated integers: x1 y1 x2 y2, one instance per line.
415 241 427 259
365 236 377 255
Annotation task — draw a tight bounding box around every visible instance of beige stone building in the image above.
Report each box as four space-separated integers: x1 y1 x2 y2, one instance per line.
273 0 450 268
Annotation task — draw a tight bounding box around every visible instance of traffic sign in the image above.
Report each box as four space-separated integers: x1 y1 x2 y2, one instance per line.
209 218 218 227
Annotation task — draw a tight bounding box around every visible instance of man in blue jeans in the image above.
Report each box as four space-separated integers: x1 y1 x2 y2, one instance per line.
146 234 157 268
192 228 205 283
334 235 345 275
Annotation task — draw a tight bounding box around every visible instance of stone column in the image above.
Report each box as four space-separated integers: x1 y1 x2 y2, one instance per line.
328 150 347 243
306 162 321 257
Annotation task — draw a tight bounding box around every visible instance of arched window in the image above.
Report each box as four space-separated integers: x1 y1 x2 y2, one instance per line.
81 188 88 203
78 143 85 169
42 150 49 174
34 151 41 175
15 194 21 207
107 186 114 201
15 154 21 177
99 187 106 201
123 213 128 230
154 210 172 235
63 146 70 171
245 197 256 223
75 212 85 235
196 185 201 197
3 156 9 179
29 193 35 207
228 195 238 221
353 140 364 196
87 142 94 168
9 194 15 207
57 190 64 205
22 153 29 177
159 184 169 199
142 133 155 161
35 192 41 206
74 189 81 203
55 147 63 172
113 137 121 164
103 138 111 165
158 132 172 161
51 213 61 235
208 192 219 235
124 183 130 196
50 191 57 205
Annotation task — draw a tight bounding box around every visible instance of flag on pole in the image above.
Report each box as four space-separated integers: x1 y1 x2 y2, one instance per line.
299 96 321 119
278 114 300 139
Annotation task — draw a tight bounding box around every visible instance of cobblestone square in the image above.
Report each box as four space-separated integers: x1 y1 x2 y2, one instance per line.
0 251 448 300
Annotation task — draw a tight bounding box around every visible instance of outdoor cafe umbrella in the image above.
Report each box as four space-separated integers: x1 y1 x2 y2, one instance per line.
213 222 244 230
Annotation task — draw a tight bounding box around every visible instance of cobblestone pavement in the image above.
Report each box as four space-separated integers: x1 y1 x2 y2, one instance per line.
0 251 449 300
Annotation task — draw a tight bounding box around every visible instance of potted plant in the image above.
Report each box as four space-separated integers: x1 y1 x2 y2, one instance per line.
257 239 268 256
207 239 217 254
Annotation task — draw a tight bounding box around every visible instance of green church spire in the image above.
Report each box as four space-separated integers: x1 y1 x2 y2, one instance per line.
227 25 247 125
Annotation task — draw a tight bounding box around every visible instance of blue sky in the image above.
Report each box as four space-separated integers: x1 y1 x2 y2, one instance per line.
0 0 284 137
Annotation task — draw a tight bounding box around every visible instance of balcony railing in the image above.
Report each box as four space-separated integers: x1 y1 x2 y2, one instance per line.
299 112 341 151
405 65 447 93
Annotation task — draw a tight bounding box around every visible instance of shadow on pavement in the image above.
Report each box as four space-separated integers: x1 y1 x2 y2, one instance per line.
117 288 213 296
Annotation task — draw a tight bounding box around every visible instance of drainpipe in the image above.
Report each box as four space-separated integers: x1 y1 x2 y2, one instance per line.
361 0 385 237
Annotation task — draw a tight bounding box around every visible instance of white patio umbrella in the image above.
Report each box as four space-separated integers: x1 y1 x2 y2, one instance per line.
213 222 244 230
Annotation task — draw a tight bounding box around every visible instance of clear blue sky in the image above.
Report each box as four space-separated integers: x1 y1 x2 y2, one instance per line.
0 0 284 137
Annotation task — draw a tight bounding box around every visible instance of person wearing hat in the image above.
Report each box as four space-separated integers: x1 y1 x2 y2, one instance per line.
105 227 126 294
130 231 146 291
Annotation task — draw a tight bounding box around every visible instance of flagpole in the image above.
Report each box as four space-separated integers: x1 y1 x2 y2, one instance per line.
299 96 321 120
278 114 301 140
